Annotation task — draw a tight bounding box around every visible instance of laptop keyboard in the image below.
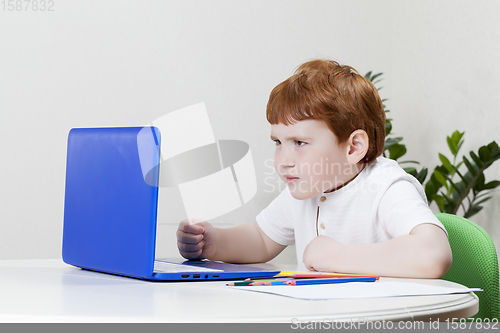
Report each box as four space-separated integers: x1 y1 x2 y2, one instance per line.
154 261 224 273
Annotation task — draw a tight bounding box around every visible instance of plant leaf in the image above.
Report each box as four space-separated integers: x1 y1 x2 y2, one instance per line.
439 191 457 212
446 177 464 196
451 130 465 147
482 180 500 190
370 73 383 81
470 151 484 168
474 173 486 191
447 136 457 156
416 168 428 184
433 194 445 212
464 204 483 219
385 121 392 136
479 145 492 163
453 167 469 186
385 137 403 148
439 153 454 173
433 170 448 189
473 196 492 207
388 144 407 160
462 156 477 176
487 141 499 158
404 167 417 175
436 165 450 177
425 179 440 204
475 191 492 201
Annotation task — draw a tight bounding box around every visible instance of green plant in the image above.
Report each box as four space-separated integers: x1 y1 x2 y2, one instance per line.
425 132 500 218
365 71 500 219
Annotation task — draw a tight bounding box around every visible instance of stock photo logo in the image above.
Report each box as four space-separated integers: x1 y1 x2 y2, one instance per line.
136 103 257 221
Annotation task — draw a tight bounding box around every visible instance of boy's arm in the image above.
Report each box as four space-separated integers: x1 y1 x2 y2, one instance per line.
212 222 287 263
303 223 452 278
177 220 286 264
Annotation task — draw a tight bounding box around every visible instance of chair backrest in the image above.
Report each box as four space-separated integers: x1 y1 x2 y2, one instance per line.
436 213 499 319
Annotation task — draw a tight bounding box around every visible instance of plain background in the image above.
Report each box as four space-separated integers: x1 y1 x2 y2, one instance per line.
1 0 499 264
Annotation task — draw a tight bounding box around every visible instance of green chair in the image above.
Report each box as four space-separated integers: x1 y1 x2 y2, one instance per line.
435 213 499 320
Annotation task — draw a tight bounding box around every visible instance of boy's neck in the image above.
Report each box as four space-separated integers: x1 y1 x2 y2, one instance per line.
324 163 366 193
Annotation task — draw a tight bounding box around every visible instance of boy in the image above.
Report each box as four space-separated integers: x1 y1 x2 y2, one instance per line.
176 59 452 278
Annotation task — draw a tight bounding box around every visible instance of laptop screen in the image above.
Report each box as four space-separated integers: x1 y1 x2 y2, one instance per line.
62 127 161 279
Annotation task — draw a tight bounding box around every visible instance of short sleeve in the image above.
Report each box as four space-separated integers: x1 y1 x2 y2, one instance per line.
256 187 296 246
378 180 448 238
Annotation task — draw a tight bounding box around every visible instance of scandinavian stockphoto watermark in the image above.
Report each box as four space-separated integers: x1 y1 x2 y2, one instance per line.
136 103 258 222
291 318 426 330
1 0 54 11
263 158 382 194
290 317 499 331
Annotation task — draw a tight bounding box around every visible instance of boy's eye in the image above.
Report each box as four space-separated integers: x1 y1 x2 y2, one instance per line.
273 140 281 145
295 140 307 146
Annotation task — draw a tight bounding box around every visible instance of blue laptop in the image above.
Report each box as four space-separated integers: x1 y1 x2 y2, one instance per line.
62 127 280 281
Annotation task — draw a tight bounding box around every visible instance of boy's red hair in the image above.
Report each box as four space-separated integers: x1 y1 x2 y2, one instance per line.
266 59 386 164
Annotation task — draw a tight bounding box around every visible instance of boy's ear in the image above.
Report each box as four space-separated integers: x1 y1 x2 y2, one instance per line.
345 130 369 164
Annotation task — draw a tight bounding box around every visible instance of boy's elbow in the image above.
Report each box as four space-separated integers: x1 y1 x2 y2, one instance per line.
410 224 453 279
421 242 453 279
429 251 452 279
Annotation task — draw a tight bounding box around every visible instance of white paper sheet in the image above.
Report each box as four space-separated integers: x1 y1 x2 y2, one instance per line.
229 280 482 300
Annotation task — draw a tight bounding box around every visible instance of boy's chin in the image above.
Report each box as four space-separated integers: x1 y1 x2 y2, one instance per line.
288 187 318 200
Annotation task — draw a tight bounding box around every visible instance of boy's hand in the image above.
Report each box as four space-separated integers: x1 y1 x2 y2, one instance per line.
176 218 217 260
303 236 345 272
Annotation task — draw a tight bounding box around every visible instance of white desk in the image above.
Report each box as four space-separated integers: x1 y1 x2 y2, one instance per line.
0 259 478 323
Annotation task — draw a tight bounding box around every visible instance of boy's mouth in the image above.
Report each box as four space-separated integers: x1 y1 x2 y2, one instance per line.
284 175 299 184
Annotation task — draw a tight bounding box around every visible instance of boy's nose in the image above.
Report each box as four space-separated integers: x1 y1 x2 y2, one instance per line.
281 151 295 168
277 161 295 174
276 146 296 170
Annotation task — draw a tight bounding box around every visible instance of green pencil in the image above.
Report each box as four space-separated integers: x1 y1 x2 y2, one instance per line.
226 281 255 286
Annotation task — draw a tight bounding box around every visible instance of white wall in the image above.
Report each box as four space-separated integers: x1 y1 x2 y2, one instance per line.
0 0 499 262
388 0 500 258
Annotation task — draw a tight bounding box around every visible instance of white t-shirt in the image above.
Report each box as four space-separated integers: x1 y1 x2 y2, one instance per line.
256 156 447 265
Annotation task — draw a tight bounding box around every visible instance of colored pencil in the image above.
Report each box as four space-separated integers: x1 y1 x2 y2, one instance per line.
284 277 377 286
226 275 378 286
227 278 290 286
276 272 379 280
226 281 255 286
276 271 346 277
249 280 289 286
285 274 380 280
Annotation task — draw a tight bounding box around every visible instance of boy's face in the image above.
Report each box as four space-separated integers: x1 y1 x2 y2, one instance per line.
271 119 356 200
